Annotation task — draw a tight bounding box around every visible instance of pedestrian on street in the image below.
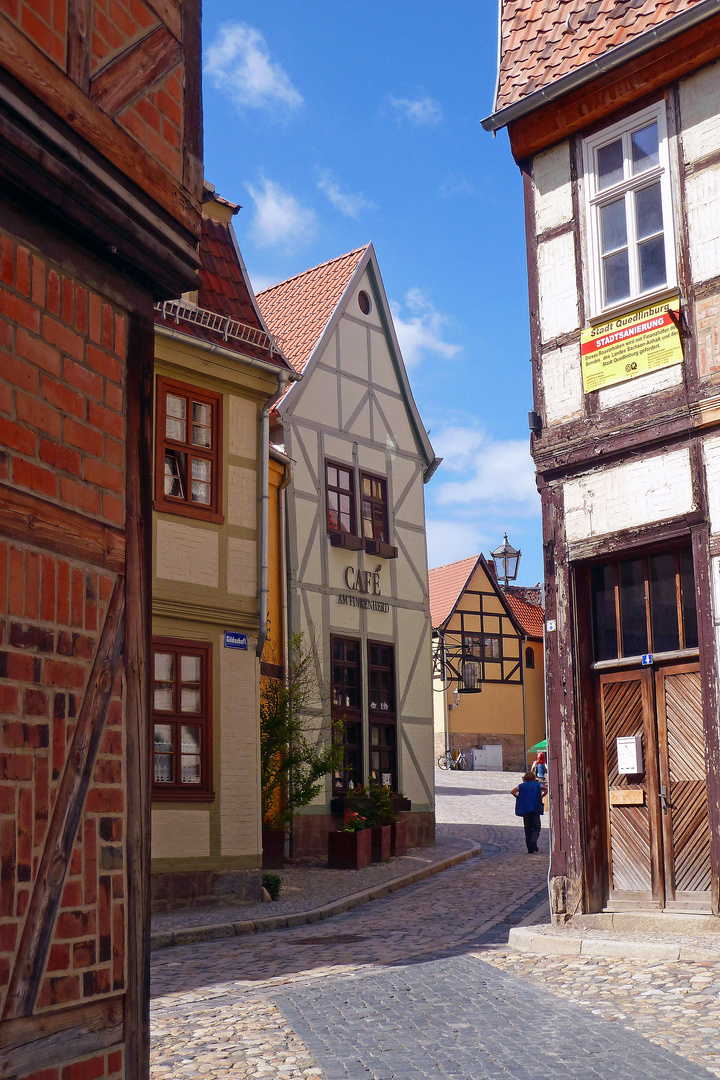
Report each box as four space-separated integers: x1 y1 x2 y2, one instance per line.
532 751 547 782
511 771 546 853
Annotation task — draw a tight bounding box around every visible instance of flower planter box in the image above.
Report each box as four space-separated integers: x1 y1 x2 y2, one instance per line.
262 828 285 869
328 828 372 870
371 824 391 862
391 796 411 814
391 819 407 857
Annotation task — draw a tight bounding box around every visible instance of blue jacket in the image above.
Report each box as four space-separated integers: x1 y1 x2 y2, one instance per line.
515 780 544 816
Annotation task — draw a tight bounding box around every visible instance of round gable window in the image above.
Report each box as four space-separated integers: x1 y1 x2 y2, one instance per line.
358 290 372 315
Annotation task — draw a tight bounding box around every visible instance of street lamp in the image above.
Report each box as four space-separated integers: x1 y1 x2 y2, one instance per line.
491 533 521 586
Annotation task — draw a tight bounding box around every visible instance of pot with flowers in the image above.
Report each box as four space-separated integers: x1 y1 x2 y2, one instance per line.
368 784 393 862
328 807 372 869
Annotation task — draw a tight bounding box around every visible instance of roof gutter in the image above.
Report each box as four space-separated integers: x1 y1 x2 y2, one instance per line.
482 0 720 134
155 323 301 381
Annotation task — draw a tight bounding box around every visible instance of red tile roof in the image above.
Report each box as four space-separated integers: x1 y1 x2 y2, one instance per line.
503 591 544 639
256 248 368 375
428 555 480 629
155 215 289 370
429 554 544 637
495 0 703 113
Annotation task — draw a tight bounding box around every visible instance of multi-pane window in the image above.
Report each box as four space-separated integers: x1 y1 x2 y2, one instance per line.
155 377 221 519
368 642 396 789
483 635 501 660
584 103 675 315
152 640 212 798
331 637 362 792
326 462 355 534
589 546 698 662
361 473 389 543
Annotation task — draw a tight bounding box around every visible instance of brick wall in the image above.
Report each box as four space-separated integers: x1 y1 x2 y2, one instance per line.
117 64 184 180
0 233 126 525
0 227 128 1069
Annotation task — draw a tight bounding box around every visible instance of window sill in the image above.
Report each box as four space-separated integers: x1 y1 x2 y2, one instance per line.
329 531 364 550
364 539 397 559
587 286 680 328
153 499 224 525
152 789 216 802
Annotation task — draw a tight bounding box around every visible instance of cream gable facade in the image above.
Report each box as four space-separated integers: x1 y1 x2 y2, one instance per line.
262 248 439 857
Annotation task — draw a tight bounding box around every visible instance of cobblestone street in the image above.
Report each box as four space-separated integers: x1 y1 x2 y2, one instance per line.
150 770 720 1078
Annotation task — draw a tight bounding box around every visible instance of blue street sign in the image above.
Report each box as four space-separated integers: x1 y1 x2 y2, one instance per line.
224 631 248 650
641 654 653 666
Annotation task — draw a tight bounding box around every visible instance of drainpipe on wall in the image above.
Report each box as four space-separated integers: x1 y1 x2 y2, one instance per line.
441 632 451 756
257 372 291 661
277 453 294 855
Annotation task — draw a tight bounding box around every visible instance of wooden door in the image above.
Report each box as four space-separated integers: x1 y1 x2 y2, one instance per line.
656 665 712 911
599 664 711 911
599 669 663 905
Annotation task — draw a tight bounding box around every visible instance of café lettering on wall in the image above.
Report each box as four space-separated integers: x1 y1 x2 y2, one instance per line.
338 565 390 612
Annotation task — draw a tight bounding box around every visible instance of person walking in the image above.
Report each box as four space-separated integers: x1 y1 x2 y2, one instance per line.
511 770 546 853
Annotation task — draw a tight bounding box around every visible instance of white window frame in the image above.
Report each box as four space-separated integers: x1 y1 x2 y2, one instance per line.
583 102 676 319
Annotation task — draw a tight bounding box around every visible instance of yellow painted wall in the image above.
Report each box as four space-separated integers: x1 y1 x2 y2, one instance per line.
523 639 546 761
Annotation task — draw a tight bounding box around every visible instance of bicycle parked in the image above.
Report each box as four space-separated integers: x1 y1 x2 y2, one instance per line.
437 747 470 770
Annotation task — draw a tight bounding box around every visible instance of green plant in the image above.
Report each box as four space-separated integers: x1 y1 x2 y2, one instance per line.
368 783 396 825
262 873 282 901
261 633 344 830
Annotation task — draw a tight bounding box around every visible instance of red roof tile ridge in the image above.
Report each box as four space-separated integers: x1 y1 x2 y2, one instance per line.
256 246 370 299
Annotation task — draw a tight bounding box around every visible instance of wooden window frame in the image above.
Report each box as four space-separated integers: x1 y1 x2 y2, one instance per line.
583 101 676 320
589 544 698 663
154 375 223 523
326 460 363 550
368 640 397 789
525 646 536 670
331 635 363 793
360 470 397 559
152 638 214 801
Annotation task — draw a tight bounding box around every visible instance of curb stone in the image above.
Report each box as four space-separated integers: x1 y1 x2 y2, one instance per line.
508 924 720 962
151 841 482 951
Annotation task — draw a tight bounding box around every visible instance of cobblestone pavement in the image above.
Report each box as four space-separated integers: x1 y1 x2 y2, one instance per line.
150 770 720 1079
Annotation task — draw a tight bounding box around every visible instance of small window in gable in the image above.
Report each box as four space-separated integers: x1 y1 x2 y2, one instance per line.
525 646 535 669
583 102 676 317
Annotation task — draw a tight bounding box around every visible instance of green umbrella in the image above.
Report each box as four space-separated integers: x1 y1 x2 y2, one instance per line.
529 738 547 752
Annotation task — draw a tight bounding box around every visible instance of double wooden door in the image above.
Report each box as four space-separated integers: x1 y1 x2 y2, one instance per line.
598 663 711 911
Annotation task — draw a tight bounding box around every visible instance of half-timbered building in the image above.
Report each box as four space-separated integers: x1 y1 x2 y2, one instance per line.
484 0 720 921
257 246 440 856
0 2 202 1075
429 555 544 770
150 189 294 909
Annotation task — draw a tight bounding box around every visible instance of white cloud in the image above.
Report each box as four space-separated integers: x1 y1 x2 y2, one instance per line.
317 171 375 219
245 178 316 251
425 519 492 570
439 173 479 200
388 94 443 126
431 424 538 515
390 289 461 368
205 24 303 114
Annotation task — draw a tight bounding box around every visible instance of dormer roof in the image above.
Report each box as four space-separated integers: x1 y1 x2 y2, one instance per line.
155 195 292 372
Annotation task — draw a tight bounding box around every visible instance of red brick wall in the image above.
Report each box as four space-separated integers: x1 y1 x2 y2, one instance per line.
90 0 157 74
0 228 129 1070
117 64 184 179
0 0 69 69
0 233 126 525
20 1046 124 1080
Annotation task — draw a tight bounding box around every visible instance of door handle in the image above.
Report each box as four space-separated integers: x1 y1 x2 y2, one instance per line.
659 784 674 815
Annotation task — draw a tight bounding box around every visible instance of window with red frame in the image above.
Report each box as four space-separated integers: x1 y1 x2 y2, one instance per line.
155 376 222 520
152 640 213 799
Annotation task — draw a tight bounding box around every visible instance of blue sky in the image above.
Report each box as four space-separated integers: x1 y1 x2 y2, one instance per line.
201 1 543 587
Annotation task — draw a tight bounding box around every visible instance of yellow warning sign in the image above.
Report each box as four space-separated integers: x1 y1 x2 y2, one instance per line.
581 296 682 393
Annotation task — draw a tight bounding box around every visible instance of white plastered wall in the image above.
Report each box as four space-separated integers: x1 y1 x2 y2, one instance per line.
564 449 694 542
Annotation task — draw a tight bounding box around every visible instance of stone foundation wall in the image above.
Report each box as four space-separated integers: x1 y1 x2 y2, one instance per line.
434 731 526 772
151 869 263 913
